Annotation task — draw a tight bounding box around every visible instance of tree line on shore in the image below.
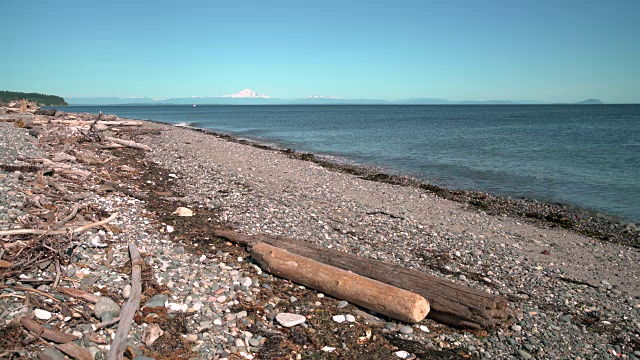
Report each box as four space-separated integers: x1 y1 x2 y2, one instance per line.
0 90 67 106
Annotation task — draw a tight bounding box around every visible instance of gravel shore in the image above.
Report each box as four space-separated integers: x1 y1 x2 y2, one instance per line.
1 117 639 359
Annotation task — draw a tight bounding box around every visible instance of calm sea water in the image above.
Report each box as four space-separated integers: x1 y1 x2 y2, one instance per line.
60 105 640 223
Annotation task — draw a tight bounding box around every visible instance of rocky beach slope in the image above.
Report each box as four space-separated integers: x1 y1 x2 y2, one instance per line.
1 112 639 359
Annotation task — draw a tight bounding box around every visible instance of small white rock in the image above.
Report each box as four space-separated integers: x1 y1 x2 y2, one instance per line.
345 314 356 323
166 225 174 233
143 324 164 346
167 303 188 311
395 351 409 358
419 325 430 333
213 318 223 325
275 312 306 327
332 314 346 323
34 309 52 320
172 207 193 216
122 284 132 299
321 346 336 352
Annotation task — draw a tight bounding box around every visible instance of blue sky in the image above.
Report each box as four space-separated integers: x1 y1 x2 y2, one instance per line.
1 0 639 102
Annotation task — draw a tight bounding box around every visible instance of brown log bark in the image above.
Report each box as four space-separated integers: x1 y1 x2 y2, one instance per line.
251 243 430 323
16 118 34 128
56 342 94 360
215 230 511 329
20 317 79 343
57 286 99 303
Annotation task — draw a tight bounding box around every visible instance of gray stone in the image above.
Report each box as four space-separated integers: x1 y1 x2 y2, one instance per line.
517 350 532 359
511 324 522 332
41 347 65 360
145 294 168 308
399 326 413 335
94 297 120 322
336 300 348 309
275 312 306 327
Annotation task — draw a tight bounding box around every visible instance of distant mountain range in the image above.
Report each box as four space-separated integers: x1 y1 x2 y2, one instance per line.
65 89 605 106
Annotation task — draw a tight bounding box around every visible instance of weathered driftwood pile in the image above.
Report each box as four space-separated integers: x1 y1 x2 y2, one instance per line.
0 111 154 359
0 99 45 115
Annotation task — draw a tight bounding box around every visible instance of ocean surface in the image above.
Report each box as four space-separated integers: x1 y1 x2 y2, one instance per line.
59 105 640 224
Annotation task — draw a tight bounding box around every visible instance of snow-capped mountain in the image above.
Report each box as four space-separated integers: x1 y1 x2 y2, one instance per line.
221 89 270 99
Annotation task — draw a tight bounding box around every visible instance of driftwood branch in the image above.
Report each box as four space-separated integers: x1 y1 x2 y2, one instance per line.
103 136 151 151
20 317 78 343
215 230 511 329
108 243 142 360
57 287 98 303
0 212 118 237
56 342 93 360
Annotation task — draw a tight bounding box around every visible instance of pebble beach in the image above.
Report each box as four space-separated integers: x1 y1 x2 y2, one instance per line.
1 113 639 359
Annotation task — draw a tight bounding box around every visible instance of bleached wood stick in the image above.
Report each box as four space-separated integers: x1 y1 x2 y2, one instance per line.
103 136 151 151
108 243 142 360
0 212 118 237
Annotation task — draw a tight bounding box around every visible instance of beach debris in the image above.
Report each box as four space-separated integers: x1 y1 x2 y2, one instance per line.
20 317 79 343
108 243 142 360
172 206 194 216
250 242 430 323
217 229 510 329
143 324 164 346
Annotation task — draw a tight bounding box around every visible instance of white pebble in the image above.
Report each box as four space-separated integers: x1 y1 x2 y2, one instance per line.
34 309 52 320
275 313 306 327
166 225 174 233
345 314 356 323
122 284 132 299
395 351 409 358
332 314 346 323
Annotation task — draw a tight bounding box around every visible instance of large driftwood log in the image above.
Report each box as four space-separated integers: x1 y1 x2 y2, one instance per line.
215 230 511 329
251 243 430 323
